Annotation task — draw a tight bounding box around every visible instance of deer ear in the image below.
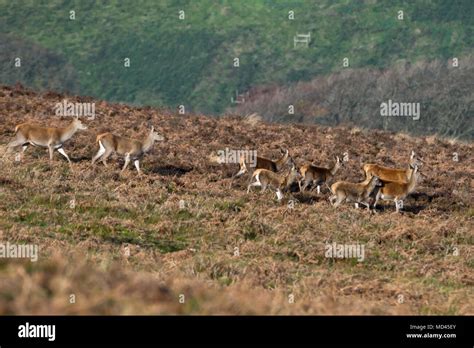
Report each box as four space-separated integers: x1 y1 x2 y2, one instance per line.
410 150 415 159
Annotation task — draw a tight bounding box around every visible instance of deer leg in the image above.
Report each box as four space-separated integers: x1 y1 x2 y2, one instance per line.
91 142 106 165
246 176 254 193
324 183 332 193
301 178 310 192
121 153 131 172
57 147 72 164
134 160 141 176
233 167 246 179
247 181 261 193
276 189 283 201
333 195 344 207
101 149 113 166
48 144 54 161
373 190 381 209
395 199 403 213
247 177 261 193
249 174 259 185
19 145 28 161
246 173 256 192
309 180 319 192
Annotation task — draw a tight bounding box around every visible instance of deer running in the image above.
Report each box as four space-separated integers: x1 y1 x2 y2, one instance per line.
233 148 293 179
373 164 420 213
246 164 300 201
91 126 164 175
5 118 87 164
299 156 342 193
329 175 382 210
363 150 421 183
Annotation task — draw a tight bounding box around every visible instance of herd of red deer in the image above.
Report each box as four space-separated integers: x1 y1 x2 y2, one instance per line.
5 118 423 213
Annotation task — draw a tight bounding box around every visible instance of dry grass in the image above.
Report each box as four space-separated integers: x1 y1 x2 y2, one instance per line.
0 85 472 314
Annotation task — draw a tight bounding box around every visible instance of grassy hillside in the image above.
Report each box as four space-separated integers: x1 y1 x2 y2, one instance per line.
0 0 473 113
0 85 472 314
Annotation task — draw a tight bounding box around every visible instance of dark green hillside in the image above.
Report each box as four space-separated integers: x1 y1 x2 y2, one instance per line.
0 0 472 113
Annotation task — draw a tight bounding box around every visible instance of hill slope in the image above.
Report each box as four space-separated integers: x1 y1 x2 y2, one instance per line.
0 85 472 314
1 0 473 114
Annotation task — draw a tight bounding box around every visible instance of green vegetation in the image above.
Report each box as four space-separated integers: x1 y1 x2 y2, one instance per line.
1 0 472 114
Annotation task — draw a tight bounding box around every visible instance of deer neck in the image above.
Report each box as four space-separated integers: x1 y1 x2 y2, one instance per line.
330 161 340 175
407 169 418 192
365 177 378 197
60 121 79 142
275 151 289 169
141 133 155 153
